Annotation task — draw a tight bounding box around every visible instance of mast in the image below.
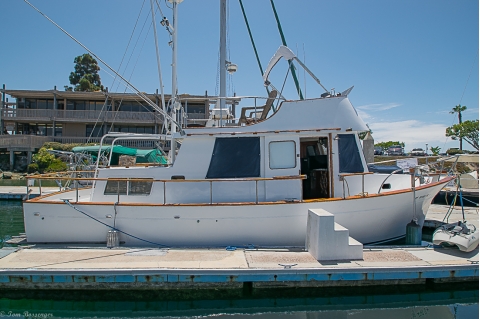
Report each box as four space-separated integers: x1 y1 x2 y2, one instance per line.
170 0 181 135
219 0 227 127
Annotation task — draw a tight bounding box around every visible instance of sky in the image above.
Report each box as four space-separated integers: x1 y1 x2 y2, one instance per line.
1 0 478 153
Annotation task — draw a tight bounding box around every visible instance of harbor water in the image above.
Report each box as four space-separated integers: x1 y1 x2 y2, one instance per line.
1 201 478 318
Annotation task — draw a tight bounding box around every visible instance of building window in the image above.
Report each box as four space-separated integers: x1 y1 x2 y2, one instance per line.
55 125 63 136
117 101 152 113
88 101 104 111
86 125 103 138
66 100 86 110
113 126 155 134
269 141 296 169
74 100 86 110
25 99 36 109
37 100 47 109
186 104 206 114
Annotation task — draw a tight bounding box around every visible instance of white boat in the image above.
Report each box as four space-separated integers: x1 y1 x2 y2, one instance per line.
21 1 453 248
432 221 479 252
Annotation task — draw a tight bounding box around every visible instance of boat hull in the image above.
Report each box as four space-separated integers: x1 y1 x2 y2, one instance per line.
23 180 448 247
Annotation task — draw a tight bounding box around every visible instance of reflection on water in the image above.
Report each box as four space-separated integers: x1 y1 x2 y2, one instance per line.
0 201 24 248
0 202 477 318
0 285 477 319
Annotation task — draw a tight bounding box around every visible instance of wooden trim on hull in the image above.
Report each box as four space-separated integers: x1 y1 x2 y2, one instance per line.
26 176 454 207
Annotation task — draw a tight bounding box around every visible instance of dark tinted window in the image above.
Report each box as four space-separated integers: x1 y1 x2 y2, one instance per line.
206 137 260 178
338 134 364 173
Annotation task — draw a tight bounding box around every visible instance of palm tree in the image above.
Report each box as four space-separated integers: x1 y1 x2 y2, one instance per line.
450 105 467 150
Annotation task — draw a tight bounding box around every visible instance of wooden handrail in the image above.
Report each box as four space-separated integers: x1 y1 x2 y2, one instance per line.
26 174 307 183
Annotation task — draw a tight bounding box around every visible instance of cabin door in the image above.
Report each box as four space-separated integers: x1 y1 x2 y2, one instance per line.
300 138 330 199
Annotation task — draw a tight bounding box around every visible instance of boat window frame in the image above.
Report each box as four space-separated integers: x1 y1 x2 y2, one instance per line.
338 134 364 173
104 178 153 196
206 136 261 179
269 140 297 170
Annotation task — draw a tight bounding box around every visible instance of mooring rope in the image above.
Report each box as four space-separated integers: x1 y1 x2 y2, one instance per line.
63 199 169 247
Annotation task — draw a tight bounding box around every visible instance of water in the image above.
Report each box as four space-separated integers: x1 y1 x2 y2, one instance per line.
0 201 24 248
0 201 478 318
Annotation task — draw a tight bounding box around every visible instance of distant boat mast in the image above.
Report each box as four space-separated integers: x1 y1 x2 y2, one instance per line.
219 0 227 127
170 0 182 135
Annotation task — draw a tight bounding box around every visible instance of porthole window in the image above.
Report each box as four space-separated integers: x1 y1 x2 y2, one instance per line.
269 141 296 169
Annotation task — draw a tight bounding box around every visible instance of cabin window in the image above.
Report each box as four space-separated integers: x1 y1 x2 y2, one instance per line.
338 134 364 173
129 179 153 195
104 180 127 195
269 141 296 169
104 178 153 196
206 137 260 178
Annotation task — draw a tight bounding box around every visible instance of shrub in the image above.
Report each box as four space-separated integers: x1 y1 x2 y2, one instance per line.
32 148 56 172
27 163 39 174
44 159 68 172
446 148 464 155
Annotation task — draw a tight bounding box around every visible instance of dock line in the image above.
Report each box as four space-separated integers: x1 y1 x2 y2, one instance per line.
63 199 170 248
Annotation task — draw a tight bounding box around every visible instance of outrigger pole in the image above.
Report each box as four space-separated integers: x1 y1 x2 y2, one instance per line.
269 0 304 100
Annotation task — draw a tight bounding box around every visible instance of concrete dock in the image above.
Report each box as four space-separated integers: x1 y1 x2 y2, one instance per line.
0 190 478 291
0 185 59 200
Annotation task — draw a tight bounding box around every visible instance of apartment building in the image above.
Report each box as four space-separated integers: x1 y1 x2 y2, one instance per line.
0 86 223 169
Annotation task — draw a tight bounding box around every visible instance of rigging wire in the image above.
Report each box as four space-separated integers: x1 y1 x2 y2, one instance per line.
440 49 479 152
150 0 168 129
107 4 164 133
23 0 183 134
458 48 478 105
278 66 291 109
91 0 148 144
238 0 270 98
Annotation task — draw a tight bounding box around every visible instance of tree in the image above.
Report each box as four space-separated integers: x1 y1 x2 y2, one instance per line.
449 104 467 150
429 146 441 156
64 53 104 92
358 124 372 140
445 119 479 151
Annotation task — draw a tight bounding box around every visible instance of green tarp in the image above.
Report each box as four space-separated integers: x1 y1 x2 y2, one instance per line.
72 145 167 165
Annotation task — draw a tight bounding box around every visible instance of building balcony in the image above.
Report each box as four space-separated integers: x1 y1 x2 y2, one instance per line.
0 135 163 151
2 108 161 124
